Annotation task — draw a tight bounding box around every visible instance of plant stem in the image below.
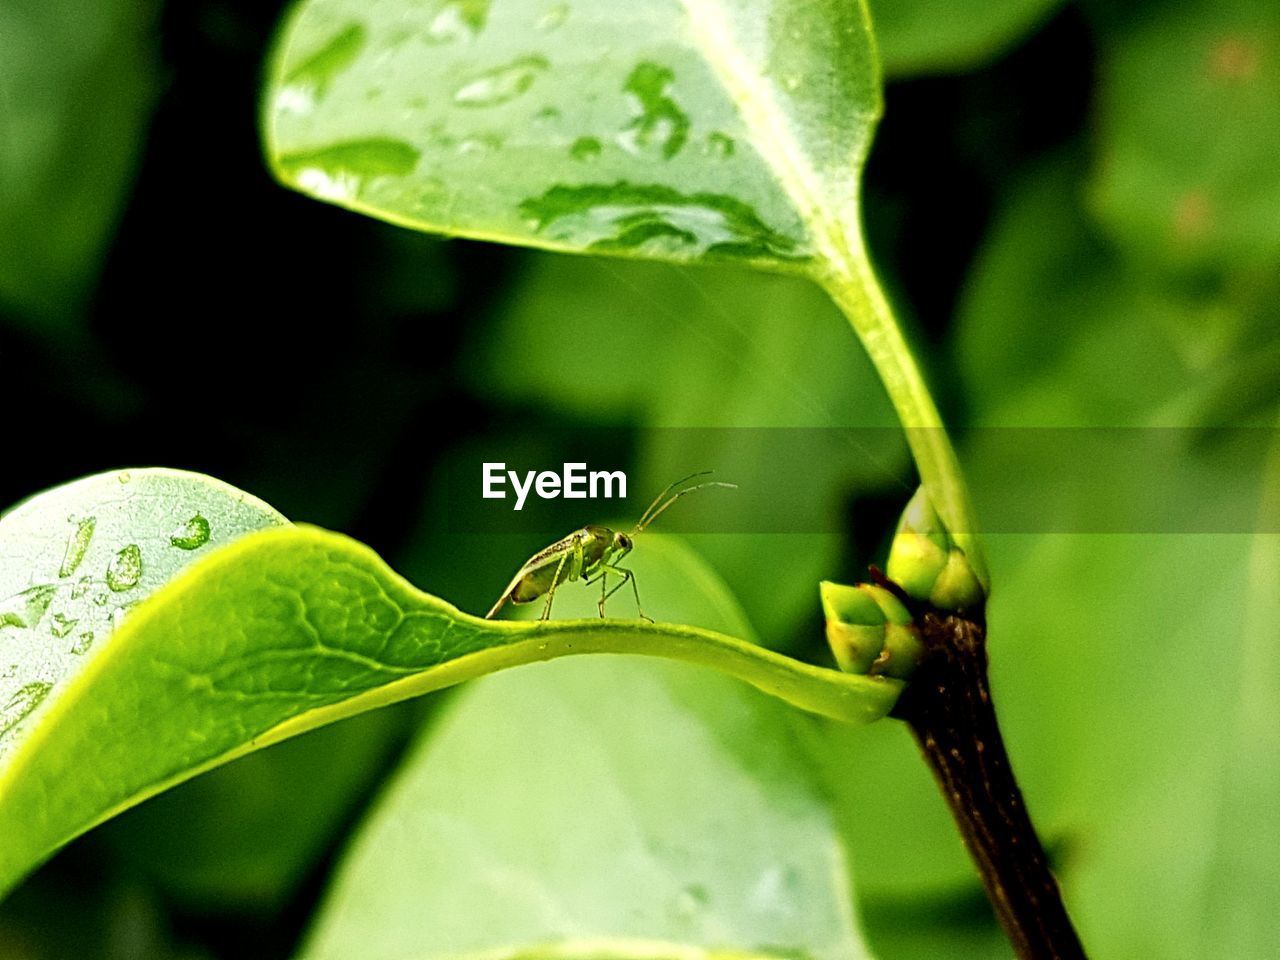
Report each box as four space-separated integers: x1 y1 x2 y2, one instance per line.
817 204 1082 952
817 234 988 587
891 610 1088 960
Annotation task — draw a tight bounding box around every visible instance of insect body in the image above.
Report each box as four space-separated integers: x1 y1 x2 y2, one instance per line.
484 472 734 622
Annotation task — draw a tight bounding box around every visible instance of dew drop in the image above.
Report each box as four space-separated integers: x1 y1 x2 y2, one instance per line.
281 22 366 107
427 0 490 43
706 132 735 158
0 681 53 738
277 138 421 202
0 585 58 631
537 3 570 31
457 134 504 156
106 545 143 593
453 56 549 107
71 576 93 600
111 604 137 631
671 883 710 921
59 516 96 578
49 613 77 639
621 63 690 159
170 514 211 550
71 632 95 656
570 136 602 161
117 471 132 485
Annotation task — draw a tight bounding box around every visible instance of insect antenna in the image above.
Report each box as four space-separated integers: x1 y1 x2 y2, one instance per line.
634 473 737 534
634 471 712 530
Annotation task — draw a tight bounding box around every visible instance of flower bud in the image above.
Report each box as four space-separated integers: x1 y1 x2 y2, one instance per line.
820 581 924 679
886 487 985 613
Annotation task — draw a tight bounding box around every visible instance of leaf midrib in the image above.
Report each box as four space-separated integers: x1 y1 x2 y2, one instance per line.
675 0 872 268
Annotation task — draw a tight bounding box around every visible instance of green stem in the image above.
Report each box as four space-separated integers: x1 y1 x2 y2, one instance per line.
815 229 988 587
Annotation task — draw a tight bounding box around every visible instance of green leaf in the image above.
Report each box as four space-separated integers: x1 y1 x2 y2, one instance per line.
1088 0 1280 270
0 0 161 330
0 469 287 756
263 0 878 271
0 483 899 899
100 706 406 912
262 0 987 584
955 158 1201 425
297 541 872 960
869 0 1062 76
947 160 1280 957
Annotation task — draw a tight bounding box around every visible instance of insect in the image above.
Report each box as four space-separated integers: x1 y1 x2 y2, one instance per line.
484 472 736 622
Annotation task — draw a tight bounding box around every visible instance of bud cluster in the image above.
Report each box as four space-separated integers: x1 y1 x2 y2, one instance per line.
821 488 986 679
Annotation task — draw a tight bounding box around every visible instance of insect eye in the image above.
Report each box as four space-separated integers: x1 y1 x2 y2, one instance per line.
618 534 633 550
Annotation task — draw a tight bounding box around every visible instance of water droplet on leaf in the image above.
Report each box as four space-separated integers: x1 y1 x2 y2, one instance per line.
570 136 602 161
452 56 549 107
519 182 805 261
1 681 53 738
280 22 366 110
49 613 77 639
106 545 143 593
59 516 96 578
537 3 570 31
71 632 95 656
706 132 735 158
621 63 689 159
277 138 421 202
170 514 211 550
0 585 58 631
427 0 490 43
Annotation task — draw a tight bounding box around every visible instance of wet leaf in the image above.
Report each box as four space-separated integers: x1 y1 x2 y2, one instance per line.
263 0 879 272
0 478 899 898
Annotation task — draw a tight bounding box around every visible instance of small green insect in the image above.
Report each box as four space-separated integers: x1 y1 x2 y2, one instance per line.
484 472 736 622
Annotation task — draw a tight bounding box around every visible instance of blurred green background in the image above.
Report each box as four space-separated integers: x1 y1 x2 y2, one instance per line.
1 0 1276 958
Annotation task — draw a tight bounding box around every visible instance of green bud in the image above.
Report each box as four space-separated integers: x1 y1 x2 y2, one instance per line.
820 581 884 674
820 581 924 679
929 548 985 612
879 621 926 680
886 487 985 613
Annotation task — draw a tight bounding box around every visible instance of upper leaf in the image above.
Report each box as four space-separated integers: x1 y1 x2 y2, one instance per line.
263 0 880 270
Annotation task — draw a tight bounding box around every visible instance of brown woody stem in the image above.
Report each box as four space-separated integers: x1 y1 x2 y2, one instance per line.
890 609 1088 960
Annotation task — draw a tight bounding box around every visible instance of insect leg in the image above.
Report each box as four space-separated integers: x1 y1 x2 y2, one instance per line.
541 552 569 622
600 564 651 622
